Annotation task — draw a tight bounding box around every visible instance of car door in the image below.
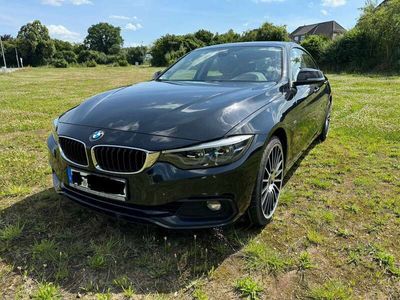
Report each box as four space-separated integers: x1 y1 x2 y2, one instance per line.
287 48 325 159
300 50 329 133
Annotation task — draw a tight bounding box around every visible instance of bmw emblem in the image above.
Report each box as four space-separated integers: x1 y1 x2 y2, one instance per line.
90 130 104 141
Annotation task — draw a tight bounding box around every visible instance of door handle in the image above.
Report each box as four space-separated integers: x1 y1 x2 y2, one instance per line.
313 86 320 93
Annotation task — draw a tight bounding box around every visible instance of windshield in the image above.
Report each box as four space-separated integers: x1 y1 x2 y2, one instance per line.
159 46 283 83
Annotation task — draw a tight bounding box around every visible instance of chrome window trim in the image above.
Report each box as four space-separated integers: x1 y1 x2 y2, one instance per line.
58 135 90 168
91 144 160 175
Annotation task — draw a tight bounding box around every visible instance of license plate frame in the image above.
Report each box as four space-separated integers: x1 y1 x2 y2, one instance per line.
67 167 127 201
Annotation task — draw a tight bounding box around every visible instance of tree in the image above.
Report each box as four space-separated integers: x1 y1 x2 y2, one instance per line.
53 39 73 52
301 35 330 64
125 46 147 65
84 23 123 55
213 29 240 44
242 22 289 42
1 39 19 67
150 34 202 66
356 0 400 69
194 29 214 45
0 34 13 41
17 20 55 66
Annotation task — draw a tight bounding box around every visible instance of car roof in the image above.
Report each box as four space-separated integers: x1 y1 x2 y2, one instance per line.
197 41 300 51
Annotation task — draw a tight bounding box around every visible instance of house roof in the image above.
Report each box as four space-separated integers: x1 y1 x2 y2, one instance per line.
290 21 347 37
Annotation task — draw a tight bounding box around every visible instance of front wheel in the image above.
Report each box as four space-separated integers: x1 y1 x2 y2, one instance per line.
247 136 284 226
319 102 332 142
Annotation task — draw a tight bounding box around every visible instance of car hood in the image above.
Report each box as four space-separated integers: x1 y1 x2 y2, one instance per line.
60 80 278 141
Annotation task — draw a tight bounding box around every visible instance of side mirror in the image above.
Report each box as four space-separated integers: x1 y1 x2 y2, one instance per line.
152 70 163 80
294 68 325 86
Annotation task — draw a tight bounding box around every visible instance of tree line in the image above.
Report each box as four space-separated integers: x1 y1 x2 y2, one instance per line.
1 0 399 72
302 0 400 72
1 21 146 68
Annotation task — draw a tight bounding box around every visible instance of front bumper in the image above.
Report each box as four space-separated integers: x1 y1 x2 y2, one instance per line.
48 133 265 229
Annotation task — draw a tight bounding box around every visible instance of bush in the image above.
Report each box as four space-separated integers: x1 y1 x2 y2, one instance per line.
301 35 330 65
322 29 376 72
105 55 118 64
52 59 68 68
78 50 101 64
242 22 289 42
118 59 129 67
126 46 146 65
54 50 77 64
62 50 77 64
95 52 108 64
86 60 97 67
151 34 203 67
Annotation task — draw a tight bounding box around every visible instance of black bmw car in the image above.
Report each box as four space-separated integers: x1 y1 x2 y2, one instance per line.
48 42 332 229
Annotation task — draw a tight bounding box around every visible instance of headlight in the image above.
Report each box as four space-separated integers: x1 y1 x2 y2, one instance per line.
159 135 253 169
52 118 59 142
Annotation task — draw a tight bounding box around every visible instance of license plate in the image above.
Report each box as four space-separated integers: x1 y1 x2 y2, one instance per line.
67 167 127 201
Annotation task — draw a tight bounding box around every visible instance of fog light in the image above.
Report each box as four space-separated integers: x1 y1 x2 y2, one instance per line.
207 200 222 211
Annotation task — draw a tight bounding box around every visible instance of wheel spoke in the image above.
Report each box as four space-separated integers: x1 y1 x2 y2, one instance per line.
275 159 283 172
269 191 275 212
262 185 269 195
274 147 279 169
262 192 270 211
260 143 284 219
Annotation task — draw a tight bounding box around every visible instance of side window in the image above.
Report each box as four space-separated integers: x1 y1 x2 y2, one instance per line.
290 48 318 81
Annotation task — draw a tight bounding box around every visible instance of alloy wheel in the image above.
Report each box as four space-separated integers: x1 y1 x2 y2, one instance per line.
325 106 331 136
261 143 284 219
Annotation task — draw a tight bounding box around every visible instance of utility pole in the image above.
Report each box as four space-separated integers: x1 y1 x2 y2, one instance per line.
15 48 20 68
0 37 7 68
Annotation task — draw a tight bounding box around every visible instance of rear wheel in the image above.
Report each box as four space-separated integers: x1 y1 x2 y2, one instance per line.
247 136 284 226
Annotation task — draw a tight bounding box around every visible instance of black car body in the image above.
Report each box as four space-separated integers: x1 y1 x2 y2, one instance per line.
48 42 332 229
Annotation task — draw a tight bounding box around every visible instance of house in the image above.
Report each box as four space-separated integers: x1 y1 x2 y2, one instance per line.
290 21 347 43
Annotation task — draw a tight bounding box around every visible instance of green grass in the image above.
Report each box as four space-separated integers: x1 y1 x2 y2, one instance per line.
0 68 400 298
234 277 263 300
309 280 353 300
0 221 24 241
32 282 62 300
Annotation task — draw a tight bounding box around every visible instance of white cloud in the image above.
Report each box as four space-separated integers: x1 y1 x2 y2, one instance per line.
322 0 346 7
47 24 81 42
41 0 92 6
41 0 64 6
253 0 285 3
70 0 92 5
109 15 130 20
125 23 143 31
321 9 328 15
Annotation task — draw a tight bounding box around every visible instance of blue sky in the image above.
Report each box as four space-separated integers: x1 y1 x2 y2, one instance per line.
0 0 377 46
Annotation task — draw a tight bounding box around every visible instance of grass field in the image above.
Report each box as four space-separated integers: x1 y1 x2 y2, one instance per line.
0 66 399 299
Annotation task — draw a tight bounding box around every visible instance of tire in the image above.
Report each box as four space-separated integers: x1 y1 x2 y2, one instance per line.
319 102 332 142
247 136 284 226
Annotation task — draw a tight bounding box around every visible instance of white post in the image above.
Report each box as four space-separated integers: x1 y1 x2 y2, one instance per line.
0 37 7 68
20 57 24 68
